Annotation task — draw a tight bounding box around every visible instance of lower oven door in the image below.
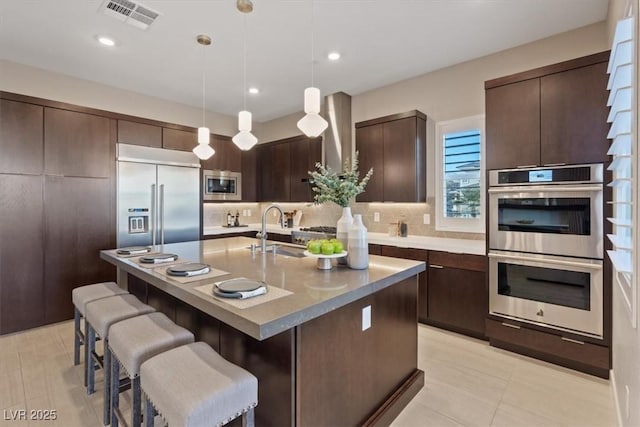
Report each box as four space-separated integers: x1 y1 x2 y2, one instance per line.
488 250 603 338
488 184 603 259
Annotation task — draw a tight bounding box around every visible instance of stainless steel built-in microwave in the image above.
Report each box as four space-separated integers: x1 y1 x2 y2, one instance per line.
203 170 242 201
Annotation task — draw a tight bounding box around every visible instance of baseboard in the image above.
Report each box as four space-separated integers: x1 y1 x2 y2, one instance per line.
610 369 624 427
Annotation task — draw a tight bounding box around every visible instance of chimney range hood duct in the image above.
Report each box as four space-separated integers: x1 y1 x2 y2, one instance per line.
323 92 352 173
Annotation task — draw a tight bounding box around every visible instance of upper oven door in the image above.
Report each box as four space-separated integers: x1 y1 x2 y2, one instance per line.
488 184 603 259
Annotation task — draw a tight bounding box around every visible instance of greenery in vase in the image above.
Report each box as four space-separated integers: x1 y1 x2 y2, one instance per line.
308 152 373 208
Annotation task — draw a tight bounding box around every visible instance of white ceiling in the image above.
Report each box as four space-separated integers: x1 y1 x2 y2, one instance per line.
0 0 609 122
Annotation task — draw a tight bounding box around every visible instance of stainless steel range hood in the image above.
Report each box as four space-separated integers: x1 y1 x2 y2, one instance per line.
323 92 352 172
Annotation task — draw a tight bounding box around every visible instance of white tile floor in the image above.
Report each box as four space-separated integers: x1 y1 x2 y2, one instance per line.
0 321 616 427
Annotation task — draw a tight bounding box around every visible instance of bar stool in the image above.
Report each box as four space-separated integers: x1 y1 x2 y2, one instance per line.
85 294 154 425
140 342 258 427
71 282 128 367
108 312 194 427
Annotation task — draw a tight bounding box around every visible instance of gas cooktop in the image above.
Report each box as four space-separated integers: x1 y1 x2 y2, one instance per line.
291 226 337 246
298 226 337 234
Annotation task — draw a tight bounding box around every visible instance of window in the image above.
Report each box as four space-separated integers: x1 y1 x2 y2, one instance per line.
607 15 636 327
435 115 485 233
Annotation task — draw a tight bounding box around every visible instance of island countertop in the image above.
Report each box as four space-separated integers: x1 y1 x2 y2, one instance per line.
100 237 425 341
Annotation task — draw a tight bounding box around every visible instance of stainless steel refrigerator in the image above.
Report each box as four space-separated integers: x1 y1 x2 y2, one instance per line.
117 144 200 248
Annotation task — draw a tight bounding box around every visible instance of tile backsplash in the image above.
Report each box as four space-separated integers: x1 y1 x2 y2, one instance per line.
203 199 484 240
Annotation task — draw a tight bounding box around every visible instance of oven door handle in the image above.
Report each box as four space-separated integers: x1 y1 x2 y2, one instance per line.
488 185 603 194
488 253 603 270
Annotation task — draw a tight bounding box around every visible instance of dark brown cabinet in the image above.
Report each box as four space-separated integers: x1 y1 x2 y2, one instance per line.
380 246 428 323
162 127 196 151
355 111 426 202
258 141 290 202
289 136 321 202
256 135 322 202
427 251 487 338
0 99 43 174
44 108 111 178
201 135 242 172
485 52 610 170
0 175 45 334
44 176 116 324
241 148 257 202
117 120 162 148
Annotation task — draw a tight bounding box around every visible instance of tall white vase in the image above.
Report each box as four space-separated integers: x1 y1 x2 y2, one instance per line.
347 214 368 270
336 207 353 265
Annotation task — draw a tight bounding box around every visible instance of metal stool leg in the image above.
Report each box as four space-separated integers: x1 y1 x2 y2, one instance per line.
103 341 111 426
111 354 120 427
132 376 142 426
84 318 90 387
144 397 157 427
242 408 255 427
73 308 82 366
86 325 96 395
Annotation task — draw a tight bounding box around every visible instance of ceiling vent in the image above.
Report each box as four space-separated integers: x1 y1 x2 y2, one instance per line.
100 0 160 30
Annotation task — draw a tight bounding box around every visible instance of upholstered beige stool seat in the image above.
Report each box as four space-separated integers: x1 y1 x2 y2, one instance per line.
84 294 154 425
140 342 258 427
71 282 128 366
108 312 194 427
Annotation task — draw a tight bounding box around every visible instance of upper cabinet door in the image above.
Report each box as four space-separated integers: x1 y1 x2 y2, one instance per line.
383 117 419 202
241 148 257 202
540 62 610 166
44 108 111 178
0 99 43 175
117 120 162 148
356 123 384 202
485 79 540 170
162 128 197 152
289 137 321 202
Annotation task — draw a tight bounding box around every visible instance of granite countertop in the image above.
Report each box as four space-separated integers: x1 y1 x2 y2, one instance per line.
101 237 424 341
203 224 486 255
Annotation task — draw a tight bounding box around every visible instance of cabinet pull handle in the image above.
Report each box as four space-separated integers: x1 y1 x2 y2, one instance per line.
516 164 538 169
543 162 566 167
429 264 444 269
501 322 521 329
561 337 584 345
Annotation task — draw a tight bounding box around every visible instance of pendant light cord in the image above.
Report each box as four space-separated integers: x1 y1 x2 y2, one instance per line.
311 0 315 87
243 14 247 111
201 43 206 127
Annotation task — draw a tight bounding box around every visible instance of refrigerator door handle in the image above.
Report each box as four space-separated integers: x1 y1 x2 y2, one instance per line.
151 184 157 246
160 184 165 245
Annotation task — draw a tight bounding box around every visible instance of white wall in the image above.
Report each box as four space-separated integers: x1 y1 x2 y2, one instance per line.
0 59 238 136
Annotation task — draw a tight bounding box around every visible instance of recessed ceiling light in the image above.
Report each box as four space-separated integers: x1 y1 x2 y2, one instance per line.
248 87 259 94
97 36 115 47
328 52 341 61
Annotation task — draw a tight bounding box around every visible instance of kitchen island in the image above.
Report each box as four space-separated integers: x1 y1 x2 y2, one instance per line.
101 237 425 426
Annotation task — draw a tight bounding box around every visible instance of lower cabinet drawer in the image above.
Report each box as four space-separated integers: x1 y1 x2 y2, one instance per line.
485 319 609 371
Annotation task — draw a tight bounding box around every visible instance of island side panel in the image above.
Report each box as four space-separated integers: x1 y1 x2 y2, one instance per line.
296 276 420 426
220 325 296 427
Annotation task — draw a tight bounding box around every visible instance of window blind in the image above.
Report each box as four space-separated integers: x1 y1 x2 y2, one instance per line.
606 16 635 318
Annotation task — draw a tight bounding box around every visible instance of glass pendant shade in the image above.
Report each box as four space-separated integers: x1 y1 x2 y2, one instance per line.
197 126 210 144
193 142 215 160
298 87 328 137
233 111 257 151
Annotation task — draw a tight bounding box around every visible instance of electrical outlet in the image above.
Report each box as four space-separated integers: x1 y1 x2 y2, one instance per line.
362 305 371 331
423 214 430 225
247 209 251 216
373 212 380 222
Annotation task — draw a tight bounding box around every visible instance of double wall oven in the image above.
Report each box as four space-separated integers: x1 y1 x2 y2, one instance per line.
488 164 604 338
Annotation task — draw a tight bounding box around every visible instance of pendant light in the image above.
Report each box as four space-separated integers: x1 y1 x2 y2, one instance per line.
232 8 258 150
193 34 215 160
297 0 328 138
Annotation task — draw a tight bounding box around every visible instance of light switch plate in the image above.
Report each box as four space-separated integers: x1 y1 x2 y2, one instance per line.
423 214 430 225
373 212 380 222
362 305 371 331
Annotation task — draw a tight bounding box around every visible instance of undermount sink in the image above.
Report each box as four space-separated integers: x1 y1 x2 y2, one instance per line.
246 244 307 258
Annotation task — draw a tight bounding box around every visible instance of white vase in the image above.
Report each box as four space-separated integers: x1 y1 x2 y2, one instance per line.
336 207 353 265
347 214 368 270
